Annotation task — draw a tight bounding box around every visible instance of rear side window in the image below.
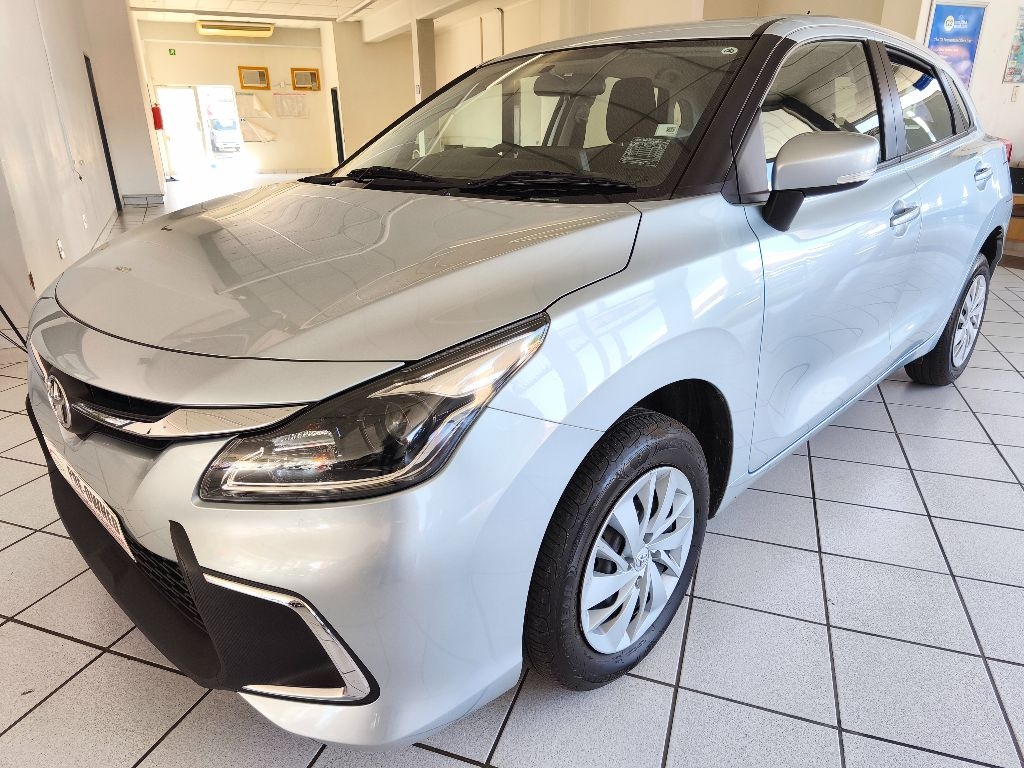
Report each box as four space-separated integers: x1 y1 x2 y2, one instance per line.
760 40 883 162
886 50 956 153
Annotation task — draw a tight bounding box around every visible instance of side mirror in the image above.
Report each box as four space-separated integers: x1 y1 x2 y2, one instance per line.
763 132 879 231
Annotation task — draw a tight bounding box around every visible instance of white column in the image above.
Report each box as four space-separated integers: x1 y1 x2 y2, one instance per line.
411 18 437 103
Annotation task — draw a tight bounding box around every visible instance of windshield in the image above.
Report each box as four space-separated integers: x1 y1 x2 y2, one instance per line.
333 39 751 198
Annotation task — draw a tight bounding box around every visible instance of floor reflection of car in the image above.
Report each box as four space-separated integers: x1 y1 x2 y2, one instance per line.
25 16 1012 752
210 117 242 152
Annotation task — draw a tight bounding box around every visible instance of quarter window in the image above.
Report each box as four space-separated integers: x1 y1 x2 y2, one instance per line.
886 51 956 153
761 41 883 163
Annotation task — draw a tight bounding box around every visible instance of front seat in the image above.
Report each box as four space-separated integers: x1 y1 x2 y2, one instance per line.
606 77 659 144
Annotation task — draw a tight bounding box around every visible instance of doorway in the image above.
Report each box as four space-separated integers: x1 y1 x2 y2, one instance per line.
155 85 256 204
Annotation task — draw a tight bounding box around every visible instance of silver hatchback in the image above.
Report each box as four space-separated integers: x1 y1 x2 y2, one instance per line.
26 16 1011 749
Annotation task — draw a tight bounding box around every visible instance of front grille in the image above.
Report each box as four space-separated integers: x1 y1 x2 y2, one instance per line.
126 536 205 629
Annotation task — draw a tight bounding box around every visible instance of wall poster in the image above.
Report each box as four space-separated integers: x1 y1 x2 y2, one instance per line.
926 2 987 88
1004 5 1024 83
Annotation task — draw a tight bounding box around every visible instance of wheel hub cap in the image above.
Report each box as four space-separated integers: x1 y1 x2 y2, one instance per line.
952 273 987 368
579 466 695 655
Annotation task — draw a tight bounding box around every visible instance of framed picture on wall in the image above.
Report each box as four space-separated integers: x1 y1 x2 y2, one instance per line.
238 66 271 90
291 67 321 91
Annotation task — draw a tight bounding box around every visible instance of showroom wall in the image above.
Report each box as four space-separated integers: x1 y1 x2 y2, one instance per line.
0 0 151 326
967 0 1024 157
332 22 416 151
138 21 336 173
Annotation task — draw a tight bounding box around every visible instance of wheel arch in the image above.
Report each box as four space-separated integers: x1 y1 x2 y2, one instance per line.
633 378 733 517
979 226 1004 272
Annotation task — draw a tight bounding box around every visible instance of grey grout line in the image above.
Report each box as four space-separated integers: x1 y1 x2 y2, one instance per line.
414 743 488 767
807 446 847 768
0 649 105 740
878 384 1024 768
129 689 212 768
0 614 186 677
678 685 837 731
304 744 327 768
660 567 700 768
483 668 528 766
841 729 1012 768
8 566 90 620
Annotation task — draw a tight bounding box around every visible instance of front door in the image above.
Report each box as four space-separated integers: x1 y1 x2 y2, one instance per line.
746 39 922 470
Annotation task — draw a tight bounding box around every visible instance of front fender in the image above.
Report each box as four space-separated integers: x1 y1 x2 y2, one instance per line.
491 195 765 491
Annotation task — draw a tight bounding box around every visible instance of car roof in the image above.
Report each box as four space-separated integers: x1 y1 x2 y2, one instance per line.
491 16 918 61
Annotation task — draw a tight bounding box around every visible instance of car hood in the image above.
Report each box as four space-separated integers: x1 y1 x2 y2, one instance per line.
55 183 640 362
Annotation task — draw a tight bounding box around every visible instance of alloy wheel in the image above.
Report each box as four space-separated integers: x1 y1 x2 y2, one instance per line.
579 466 695 654
952 273 987 368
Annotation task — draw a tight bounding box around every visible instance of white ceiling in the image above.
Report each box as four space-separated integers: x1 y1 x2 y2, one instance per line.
129 0 377 22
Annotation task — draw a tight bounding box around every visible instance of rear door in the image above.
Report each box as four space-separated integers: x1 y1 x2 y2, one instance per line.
881 46 1008 356
744 38 922 470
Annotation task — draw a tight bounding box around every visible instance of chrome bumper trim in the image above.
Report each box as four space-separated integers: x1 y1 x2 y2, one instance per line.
71 402 304 440
202 573 372 703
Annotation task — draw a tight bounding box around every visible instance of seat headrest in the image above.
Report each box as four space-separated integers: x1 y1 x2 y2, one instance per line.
606 77 658 144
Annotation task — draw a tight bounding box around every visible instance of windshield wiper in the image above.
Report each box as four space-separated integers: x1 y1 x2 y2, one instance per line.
462 170 637 197
298 166 444 186
344 166 443 184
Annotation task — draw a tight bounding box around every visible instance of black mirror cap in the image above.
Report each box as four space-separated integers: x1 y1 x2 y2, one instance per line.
761 178 871 232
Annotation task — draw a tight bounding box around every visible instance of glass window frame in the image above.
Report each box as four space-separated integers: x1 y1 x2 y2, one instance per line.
748 38 891 191
330 38 756 203
883 45 964 159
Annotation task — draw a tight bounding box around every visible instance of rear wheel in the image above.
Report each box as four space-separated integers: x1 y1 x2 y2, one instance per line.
524 407 709 690
905 254 989 386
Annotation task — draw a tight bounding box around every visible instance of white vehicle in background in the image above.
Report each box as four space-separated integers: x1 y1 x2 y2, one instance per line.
209 115 243 152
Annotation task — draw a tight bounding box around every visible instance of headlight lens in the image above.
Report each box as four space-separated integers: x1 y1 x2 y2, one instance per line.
199 315 547 503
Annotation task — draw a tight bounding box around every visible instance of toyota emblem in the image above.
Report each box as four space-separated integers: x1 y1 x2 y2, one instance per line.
46 375 73 430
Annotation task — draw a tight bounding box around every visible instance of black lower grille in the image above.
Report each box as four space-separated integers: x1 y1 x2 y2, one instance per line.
126 536 205 629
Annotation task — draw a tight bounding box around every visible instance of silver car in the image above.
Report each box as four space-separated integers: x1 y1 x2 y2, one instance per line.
26 16 1011 749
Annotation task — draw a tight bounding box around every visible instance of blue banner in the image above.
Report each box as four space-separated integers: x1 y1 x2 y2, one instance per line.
926 3 987 88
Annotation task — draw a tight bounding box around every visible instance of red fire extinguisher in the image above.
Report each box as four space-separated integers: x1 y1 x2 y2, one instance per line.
152 104 164 131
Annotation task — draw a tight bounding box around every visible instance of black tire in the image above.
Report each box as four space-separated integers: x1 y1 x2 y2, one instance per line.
905 254 990 386
524 407 709 690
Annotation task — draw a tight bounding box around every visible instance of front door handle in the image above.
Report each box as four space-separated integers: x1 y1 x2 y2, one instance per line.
974 164 994 185
890 204 921 229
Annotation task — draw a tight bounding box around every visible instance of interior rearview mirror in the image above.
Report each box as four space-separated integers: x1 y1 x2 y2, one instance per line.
763 132 879 232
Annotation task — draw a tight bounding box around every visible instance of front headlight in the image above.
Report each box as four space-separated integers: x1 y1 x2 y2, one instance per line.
199 315 547 503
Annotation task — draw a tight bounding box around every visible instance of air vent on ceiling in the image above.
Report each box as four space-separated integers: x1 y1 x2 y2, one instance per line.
196 20 275 38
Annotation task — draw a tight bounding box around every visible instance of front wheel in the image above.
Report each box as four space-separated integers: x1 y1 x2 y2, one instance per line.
524 408 709 690
905 254 989 386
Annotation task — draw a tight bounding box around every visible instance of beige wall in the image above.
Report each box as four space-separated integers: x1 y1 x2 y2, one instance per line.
964 0 1024 161
140 21 335 173
333 22 415 153
0 0 132 324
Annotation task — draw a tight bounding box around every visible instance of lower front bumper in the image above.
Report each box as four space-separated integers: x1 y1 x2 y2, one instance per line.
27 378 601 747
28 403 375 704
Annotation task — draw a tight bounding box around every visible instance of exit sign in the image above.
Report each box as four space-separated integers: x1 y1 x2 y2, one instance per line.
168 48 176 56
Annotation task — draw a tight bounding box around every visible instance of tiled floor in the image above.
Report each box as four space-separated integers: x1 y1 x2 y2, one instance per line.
1 247 1024 766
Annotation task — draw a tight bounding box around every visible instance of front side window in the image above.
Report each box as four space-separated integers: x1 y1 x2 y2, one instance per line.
887 50 956 153
332 40 752 198
760 40 883 164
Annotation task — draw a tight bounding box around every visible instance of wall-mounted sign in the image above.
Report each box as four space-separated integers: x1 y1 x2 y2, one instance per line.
1004 5 1024 83
168 48 176 56
926 2 987 88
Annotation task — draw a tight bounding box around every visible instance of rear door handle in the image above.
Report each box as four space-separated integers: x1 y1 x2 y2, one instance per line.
974 164 993 185
890 205 921 229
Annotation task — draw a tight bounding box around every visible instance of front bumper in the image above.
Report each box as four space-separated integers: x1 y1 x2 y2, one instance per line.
27 362 599 747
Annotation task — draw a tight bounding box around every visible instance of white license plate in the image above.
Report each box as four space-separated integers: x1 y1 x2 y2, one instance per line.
43 437 136 561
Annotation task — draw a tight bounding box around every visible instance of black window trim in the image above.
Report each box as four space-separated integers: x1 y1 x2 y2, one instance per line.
880 43 970 162
726 35 896 205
